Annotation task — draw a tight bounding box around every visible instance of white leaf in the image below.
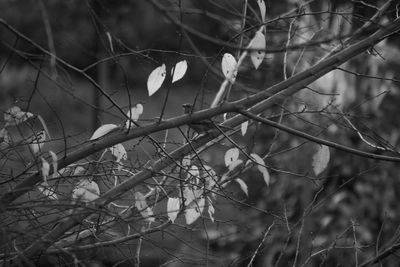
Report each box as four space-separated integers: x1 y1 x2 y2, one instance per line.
41 157 50 183
125 104 144 129
72 179 100 202
90 124 118 140
249 153 270 186
147 64 166 96
73 166 85 176
110 143 127 163
182 155 191 167
249 30 266 70
224 147 240 167
29 130 46 154
134 191 155 222
312 145 330 175
188 165 200 181
241 121 249 136
4 106 34 126
171 60 188 83
185 197 205 225
235 178 248 196
38 182 58 200
0 128 11 148
183 187 203 206
207 200 215 223
167 197 181 223
49 151 58 177
257 0 266 22
228 159 243 171
221 53 237 82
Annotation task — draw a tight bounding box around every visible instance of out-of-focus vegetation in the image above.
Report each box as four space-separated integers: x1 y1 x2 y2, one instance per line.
1 0 400 266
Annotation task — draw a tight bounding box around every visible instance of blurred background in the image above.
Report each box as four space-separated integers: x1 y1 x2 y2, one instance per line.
1 0 400 266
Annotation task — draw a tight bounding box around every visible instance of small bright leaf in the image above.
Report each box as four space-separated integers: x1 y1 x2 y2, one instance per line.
29 130 46 154
241 121 249 136
249 153 270 186
312 145 330 175
147 64 166 96
167 197 181 223
221 53 237 82
4 106 34 127
110 143 127 163
185 197 205 225
249 30 266 70
182 155 191 167
125 104 144 129
90 124 118 140
0 128 11 149
183 187 203 206
72 179 100 202
257 0 266 22
134 191 155 222
171 60 188 83
41 157 50 183
188 165 200 179
235 178 248 196
224 147 240 167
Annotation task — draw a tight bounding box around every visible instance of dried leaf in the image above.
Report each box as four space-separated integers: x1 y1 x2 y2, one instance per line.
167 197 181 223
228 159 243 171
249 30 266 70
221 53 237 82
4 106 34 126
185 197 205 225
29 130 46 154
241 121 249 136
90 124 118 140
249 153 270 186
125 104 144 129
49 151 58 177
312 145 330 175
235 178 248 196
72 179 100 202
134 191 155 222
147 64 166 96
207 199 215 223
171 60 188 83
183 187 203 206
224 147 240 167
110 143 127 163
257 0 266 22
41 157 50 183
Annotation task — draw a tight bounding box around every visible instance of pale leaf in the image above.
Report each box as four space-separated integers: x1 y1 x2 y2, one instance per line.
235 178 248 196
90 124 118 140
257 0 266 22
4 106 34 126
183 187 203 206
0 128 11 148
110 143 127 163
188 165 200 180
228 159 243 171
29 130 46 154
312 145 330 175
221 53 237 82
134 191 155 222
171 60 188 83
41 157 50 183
241 121 249 136
182 155 191 167
49 151 58 177
125 104 144 129
167 197 181 223
224 147 240 167
72 179 100 202
185 197 205 225
147 64 166 96
249 30 266 70
249 153 270 186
